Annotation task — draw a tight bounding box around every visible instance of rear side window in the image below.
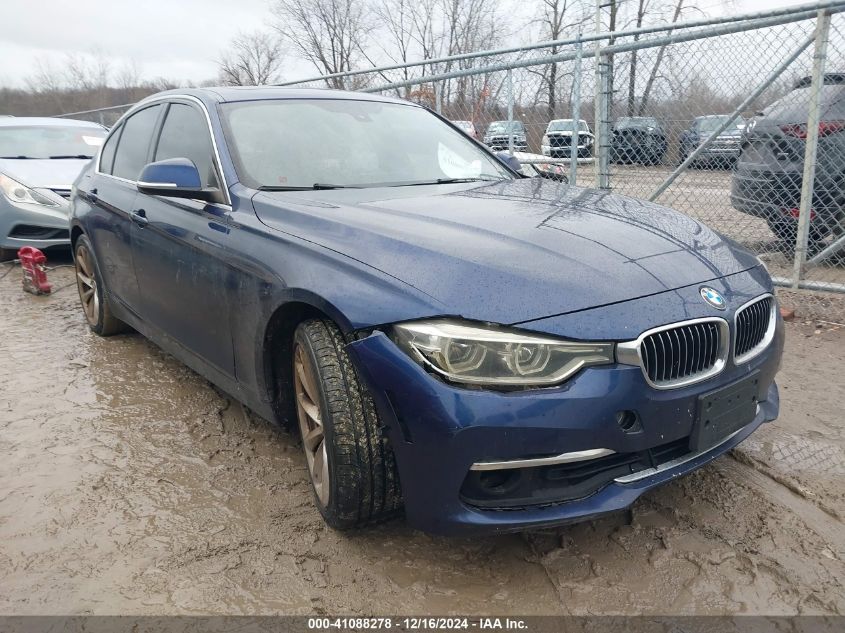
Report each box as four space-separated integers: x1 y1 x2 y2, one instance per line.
112 104 162 180
154 103 219 189
98 124 121 174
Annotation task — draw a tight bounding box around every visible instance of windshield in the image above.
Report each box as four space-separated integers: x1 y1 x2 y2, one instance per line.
547 120 588 133
221 99 513 189
697 116 743 134
615 117 658 130
0 125 106 159
487 121 524 134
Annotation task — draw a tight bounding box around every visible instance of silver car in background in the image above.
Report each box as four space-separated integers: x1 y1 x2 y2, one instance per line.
0 117 106 259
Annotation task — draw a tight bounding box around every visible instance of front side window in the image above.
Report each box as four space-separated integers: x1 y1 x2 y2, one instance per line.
487 121 524 134
0 125 106 160
112 105 162 181
547 120 589 133
154 103 219 189
221 99 513 189
695 116 742 134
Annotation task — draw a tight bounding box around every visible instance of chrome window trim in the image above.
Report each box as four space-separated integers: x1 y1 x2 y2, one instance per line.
94 94 231 207
137 181 178 188
733 293 777 365
617 317 730 390
469 448 616 472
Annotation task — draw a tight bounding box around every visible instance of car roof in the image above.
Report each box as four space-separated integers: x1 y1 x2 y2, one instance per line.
0 116 104 128
146 86 412 107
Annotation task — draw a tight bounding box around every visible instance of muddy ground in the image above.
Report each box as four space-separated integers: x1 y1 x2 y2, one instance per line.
0 262 843 616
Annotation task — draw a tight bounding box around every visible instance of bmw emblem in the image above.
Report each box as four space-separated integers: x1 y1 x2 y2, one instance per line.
700 287 726 310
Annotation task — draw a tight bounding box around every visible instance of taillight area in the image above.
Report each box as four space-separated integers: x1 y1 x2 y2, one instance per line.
779 120 845 138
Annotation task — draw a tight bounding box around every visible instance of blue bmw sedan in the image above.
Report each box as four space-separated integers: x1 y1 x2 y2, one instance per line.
70 88 783 536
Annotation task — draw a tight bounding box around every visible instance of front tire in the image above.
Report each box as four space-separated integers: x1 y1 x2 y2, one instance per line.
74 235 127 336
292 319 402 529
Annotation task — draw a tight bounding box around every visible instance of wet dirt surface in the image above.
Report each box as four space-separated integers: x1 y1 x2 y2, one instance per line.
1 261 843 616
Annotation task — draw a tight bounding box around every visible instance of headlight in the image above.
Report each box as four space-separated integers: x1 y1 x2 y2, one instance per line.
0 174 58 207
390 320 614 387
542 135 550 145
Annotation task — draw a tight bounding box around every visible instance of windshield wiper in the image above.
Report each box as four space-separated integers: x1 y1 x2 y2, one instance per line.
0 155 35 159
49 154 94 159
391 177 506 187
258 183 361 191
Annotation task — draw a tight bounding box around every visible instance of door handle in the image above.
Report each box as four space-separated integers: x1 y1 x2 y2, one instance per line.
131 208 148 228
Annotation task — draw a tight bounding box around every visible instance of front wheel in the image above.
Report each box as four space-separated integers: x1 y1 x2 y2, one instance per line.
292 319 402 529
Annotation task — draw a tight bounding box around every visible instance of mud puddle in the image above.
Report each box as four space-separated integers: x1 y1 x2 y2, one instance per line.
1 262 843 615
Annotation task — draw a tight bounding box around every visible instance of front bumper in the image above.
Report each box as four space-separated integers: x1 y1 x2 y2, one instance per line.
542 145 593 159
695 145 741 160
0 195 71 251
347 274 783 536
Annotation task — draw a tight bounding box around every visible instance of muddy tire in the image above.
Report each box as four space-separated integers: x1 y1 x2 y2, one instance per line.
292 319 402 529
74 235 127 336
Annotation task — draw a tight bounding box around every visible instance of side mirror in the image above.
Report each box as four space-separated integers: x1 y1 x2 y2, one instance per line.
495 151 523 174
137 158 217 202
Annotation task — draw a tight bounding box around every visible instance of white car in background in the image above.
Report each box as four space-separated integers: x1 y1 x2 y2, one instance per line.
541 119 595 160
0 117 107 259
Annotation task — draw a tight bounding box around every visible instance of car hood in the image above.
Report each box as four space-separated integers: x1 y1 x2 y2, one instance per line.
252 178 759 325
0 158 92 189
547 130 593 137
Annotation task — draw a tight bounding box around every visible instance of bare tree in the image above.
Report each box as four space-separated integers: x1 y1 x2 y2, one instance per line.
271 0 370 88
218 30 284 86
637 0 685 115
527 0 590 120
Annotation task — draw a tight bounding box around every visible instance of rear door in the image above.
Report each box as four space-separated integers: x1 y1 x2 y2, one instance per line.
85 104 163 314
130 99 236 378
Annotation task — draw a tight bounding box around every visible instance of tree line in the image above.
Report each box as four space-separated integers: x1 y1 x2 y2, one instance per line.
1 0 760 126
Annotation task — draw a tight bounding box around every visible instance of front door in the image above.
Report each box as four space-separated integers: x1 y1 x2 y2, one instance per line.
130 100 235 379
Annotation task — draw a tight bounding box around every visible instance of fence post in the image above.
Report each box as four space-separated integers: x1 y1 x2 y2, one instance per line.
792 9 831 288
570 34 583 185
434 81 442 115
595 53 611 189
506 68 515 155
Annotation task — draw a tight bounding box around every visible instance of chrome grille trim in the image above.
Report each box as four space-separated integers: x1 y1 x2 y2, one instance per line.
617 317 730 390
734 294 777 364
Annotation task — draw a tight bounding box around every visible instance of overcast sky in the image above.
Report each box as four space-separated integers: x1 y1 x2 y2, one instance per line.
0 0 819 88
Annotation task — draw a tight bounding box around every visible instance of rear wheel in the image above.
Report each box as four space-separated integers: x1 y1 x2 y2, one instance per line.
74 235 127 336
292 319 402 529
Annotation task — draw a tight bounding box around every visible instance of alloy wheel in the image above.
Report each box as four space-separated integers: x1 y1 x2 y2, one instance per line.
294 343 330 505
75 244 99 327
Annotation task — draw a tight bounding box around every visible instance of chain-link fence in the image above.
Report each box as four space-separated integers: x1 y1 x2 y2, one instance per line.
57 0 845 320
268 0 845 320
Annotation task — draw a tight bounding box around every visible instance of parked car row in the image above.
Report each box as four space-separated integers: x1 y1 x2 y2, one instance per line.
459 115 746 168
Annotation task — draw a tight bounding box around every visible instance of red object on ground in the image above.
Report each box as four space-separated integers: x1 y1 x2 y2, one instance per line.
18 246 52 295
